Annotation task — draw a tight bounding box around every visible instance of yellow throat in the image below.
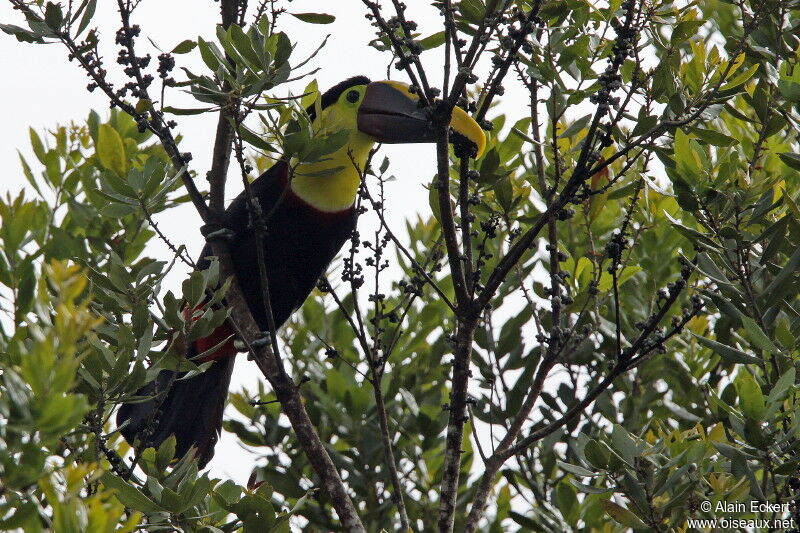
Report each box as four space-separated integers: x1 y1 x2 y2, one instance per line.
290 97 374 213
290 135 373 213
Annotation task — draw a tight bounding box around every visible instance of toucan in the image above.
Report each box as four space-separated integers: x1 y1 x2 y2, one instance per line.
116 77 486 467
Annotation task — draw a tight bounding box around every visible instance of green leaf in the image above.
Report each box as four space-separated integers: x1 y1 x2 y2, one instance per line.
510 126 537 145
96 124 128 177
720 64 758 91
186 308 228 342
291 12 336 24
584 439 609 469
458 0 486 23
597 266 641 292
778 152 800 171
100 472 164 512
478 148 501 183
160 487 184 513
556 481 579 525
767 367 795 405
570 478 612 494
670 20 705 45
509 511 539 529
600 499 648 529
763 245 800 304
273 31 292 67
229 23 261 69
665 213 719 249
182 270 208 308
735 371 765 420
17 152 41 195
695 254 740 296
156 435 177 471
0 24 45 44
673 129 700 176
237 124 274 152
399 388 420 416
0 502 38 529
29 128 46 162
163 106 213 115
740 316 781 355
418 31 446 50
631 114 658 137
75 0 97 36
494 176 513 212
135 99 153 113
197 37 221 71
428 184 442 222
44 2 64 31
689 127 738 147
557 461 598 477
558 114 592 139
779 79 800 102
653 463 691 497
693 334 761 364
172 39 197 54
611 425 638 464
702 290 741 322
299 79 319 110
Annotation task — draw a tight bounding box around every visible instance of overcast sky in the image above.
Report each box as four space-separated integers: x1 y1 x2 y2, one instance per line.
0 1 537 485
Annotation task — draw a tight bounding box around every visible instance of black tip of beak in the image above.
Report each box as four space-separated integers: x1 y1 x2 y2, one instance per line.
357 82 435 144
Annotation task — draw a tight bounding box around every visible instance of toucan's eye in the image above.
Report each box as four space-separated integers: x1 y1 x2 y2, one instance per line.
346 90 360 103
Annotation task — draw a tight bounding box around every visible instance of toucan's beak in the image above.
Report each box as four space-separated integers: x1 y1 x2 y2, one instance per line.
357 80 486 158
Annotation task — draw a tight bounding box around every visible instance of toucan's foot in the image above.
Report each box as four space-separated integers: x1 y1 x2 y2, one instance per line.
250 332 272 349
242 333 272 361
201 224 236 243
237 332 272 357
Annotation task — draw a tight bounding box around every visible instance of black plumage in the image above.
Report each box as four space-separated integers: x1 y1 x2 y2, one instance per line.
118 80 365 466
117 75 485 466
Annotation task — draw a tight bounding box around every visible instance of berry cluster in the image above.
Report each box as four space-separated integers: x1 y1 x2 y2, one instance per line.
342 229 365 290
585 0 639 160
465 214 501 294
624 258 700 359
67 29 109 97
157 53 176 82
87 409 132 479
115 25 153 99
605 229 627 265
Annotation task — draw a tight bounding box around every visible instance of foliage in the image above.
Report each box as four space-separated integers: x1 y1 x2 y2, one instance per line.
2 0 800 531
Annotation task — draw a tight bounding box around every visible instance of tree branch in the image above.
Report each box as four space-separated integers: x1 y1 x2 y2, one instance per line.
434 126 470 311
464 263 701 530
437 315 479 533
208 237 366 531
206 0 240 215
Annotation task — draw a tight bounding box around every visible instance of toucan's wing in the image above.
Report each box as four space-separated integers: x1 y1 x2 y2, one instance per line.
194 159 289 271
222 160 291 235
116 161 292 466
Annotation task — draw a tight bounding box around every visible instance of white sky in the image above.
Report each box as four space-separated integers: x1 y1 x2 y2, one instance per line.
0 1 538 486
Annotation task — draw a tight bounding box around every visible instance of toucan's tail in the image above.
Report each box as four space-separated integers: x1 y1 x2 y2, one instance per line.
116 352 235 467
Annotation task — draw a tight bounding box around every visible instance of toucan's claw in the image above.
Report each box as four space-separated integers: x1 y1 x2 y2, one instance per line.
204 227 237 243
250 332 272 349
235 333 271 358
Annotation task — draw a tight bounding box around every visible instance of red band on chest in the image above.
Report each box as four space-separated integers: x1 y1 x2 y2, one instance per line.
183 306 237 362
